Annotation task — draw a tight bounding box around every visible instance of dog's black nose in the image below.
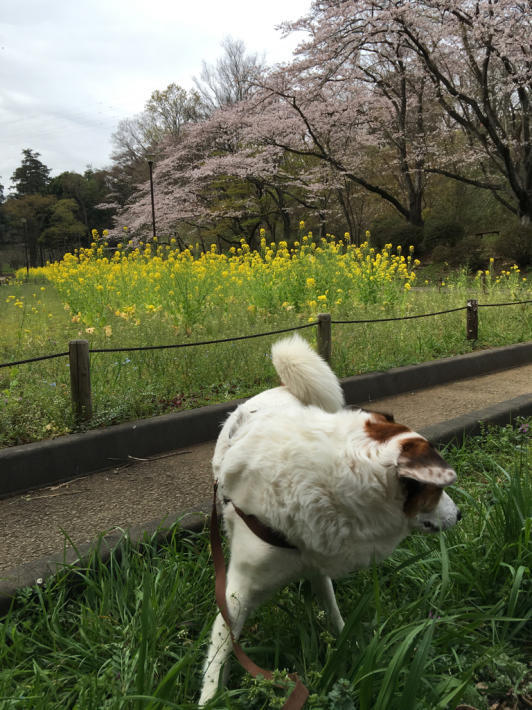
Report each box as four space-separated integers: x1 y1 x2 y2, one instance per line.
457 509 462 522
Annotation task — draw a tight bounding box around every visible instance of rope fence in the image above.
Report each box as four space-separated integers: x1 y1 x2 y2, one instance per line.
0 298 530 421
0 351 70 369
89 321 317 354
478 300 532 308
331 305 467 324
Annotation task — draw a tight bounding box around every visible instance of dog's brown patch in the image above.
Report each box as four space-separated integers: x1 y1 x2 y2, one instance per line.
365 413 410 442
360 408 396 422
400 437 450 469
402 480 443 517
401 437 433 460
399 437 457 486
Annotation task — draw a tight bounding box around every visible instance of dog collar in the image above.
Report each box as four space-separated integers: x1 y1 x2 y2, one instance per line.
216 483 297 550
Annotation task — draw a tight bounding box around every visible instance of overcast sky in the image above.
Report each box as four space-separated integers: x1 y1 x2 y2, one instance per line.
0 0 310 189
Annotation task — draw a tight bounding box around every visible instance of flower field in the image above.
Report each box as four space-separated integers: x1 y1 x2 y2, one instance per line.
23 235 423 332
0 232 530 447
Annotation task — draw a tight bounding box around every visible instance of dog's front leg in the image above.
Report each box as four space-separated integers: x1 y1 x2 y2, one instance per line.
310 574 345 634
200 517 304 705
199 563 256 706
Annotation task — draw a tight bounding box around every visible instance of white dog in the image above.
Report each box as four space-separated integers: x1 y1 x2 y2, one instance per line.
200 334 460 704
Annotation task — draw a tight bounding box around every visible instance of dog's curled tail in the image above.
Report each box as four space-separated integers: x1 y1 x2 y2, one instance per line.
271 334 345 413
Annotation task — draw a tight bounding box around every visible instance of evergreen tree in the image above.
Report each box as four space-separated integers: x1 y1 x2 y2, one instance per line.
11 149 51 196
40 198 86 250
2 194 56 266
48 169 113 238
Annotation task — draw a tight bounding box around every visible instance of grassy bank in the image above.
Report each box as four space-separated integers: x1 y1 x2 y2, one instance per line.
0 239 530 447
1 421 530 709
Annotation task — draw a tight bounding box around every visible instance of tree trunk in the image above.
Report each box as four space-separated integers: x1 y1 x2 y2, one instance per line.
408 193 424 227
336 189 357 244
518 193 531 225
28 230 39 268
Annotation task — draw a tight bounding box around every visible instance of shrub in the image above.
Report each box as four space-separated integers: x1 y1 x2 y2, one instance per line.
430 235 485 271
495 224 532 267
369 217 424 251
452 235 486 271
430 244 452 265
423 220 465 251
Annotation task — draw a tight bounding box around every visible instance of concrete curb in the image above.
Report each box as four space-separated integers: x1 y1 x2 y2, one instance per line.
0 400 245 499
0 506 210 615
1 341 531 498
1 393 530 615
341 341 532 403
421 394 532 445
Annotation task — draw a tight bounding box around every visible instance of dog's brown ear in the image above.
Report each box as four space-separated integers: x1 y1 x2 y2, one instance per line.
398 437 456 487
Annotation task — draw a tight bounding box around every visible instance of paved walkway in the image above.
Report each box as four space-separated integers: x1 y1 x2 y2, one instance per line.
1 363 531 575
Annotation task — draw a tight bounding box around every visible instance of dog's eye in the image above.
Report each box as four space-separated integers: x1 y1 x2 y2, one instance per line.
422 520 438 531
402 477 443 517
401 477 423 498
401 477 423 516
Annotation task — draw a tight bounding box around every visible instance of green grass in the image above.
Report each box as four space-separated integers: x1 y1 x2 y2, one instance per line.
0 268 530 448
1 421 530 709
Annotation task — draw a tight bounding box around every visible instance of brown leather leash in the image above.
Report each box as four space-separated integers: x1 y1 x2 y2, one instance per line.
210 482 309 709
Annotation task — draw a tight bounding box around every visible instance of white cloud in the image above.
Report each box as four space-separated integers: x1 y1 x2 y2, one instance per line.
0 0 309 186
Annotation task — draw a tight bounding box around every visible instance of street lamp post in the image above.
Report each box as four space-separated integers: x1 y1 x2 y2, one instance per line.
21 218 29 276
147 155 156 239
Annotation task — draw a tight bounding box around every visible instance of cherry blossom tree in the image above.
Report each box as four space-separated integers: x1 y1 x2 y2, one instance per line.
391 0 532 224
277 0 531 224
111 105 339 245
112 0 531 241
240 3 447 229
113 10 442 238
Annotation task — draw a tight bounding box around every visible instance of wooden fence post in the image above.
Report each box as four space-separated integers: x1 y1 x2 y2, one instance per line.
69 339 92 421
466 299 478 340
317 313 332 363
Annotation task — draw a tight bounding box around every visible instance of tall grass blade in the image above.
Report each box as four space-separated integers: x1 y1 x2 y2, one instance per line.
438 534 450 605
142 655 193 707
397 621 435 710
136 570 154 707
317 590 373 694
374 623 427 710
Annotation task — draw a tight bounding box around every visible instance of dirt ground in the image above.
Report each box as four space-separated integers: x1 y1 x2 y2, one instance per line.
1 363 530 574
